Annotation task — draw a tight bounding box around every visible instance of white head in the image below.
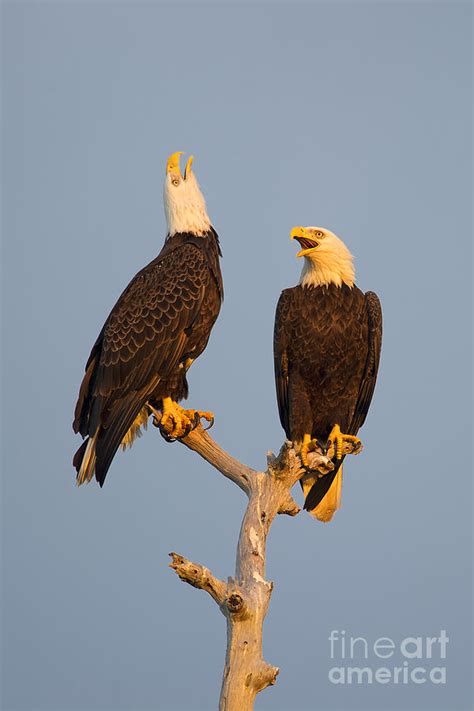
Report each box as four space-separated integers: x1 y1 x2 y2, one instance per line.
163 152 212 236
290 226 355 288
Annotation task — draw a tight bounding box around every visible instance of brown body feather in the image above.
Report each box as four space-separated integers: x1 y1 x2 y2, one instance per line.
274 284 382 517
73 230 223 486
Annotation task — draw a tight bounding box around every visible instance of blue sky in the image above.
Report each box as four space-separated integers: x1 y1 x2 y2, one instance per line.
2 2 472 710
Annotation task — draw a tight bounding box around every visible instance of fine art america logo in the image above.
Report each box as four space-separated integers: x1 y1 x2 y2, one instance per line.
328 630 449 685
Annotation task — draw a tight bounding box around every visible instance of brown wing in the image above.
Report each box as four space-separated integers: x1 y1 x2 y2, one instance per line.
349 291 383 435
303 291 382 513
273 290 292 440
73 243 213 483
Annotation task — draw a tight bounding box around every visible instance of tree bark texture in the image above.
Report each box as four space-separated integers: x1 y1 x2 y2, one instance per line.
169 425 335 710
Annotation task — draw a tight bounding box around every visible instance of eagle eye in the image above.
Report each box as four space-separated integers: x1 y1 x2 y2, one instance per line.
172 178 180 187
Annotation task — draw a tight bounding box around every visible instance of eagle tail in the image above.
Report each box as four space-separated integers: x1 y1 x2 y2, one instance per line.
73 434 98 486
302 465 343 523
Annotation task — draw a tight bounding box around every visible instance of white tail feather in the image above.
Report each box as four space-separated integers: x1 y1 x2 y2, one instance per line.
303 466 343 523
76 434 97 486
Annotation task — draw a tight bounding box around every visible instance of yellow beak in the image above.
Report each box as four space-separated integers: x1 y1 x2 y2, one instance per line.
184 155 194 178
290 226 318 257
166 151 194 179
166 151 184 176
290 226 306 241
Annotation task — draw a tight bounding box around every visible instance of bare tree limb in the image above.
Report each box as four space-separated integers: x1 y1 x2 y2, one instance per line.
168 552 227 607
168 425 333 710
180 425 254 495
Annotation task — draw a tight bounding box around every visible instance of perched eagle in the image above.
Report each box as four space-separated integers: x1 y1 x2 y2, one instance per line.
274 226 382 522
73 152 223 486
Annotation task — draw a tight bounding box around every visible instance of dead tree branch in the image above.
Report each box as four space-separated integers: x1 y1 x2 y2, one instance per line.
167 424 332 710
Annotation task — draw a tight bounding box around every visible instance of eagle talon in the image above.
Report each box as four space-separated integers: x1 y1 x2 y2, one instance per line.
147 403 162 429
157 400 215 440
327 424 362 459
159 428 177 443
300 435 321 470
184 409 215 433
316 439 326 455
184 414 199 436
203 415 214 431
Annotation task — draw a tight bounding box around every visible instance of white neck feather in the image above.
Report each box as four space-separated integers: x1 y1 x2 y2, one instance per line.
164 172 211 236
299 235 355 288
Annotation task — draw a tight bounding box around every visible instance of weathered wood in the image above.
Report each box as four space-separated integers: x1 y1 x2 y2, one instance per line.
180 426 253 495
169 553 227 606
168 425 332 710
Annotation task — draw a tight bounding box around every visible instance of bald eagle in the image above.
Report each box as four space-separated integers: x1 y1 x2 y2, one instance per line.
274 226 382 522
73 152 223 486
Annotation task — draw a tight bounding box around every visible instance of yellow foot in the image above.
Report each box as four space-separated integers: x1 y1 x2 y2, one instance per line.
184 409 214 430
300 433 325 470
152 398 214 441
326 424 363 460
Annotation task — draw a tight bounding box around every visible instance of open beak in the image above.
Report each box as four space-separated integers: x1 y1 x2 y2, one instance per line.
166 151 194 180
184 155 193 179
290 226 319 257
166 151 183 176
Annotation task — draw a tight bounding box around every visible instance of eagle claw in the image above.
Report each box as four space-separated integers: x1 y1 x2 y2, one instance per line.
203 415 214 431
300 437 323 470
159 428 177 443
326 424 363 460
156 401 215 441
